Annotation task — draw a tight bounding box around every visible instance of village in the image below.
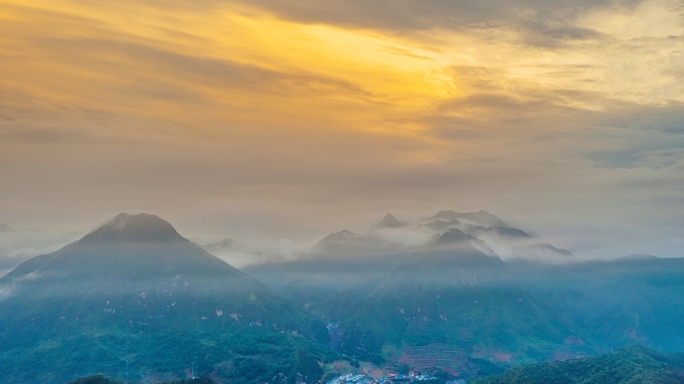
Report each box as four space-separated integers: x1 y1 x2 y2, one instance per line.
325 372 466 384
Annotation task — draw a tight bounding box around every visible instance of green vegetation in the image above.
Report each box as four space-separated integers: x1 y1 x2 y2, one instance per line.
475 345 684 384
0 214 334 384
508 258 684 352
68 375 216 384
69 374 124 384
249 248 598 369
249 253 684 381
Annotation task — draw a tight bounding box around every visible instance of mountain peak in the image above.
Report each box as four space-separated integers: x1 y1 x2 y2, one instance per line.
429 210 508 228
4 213 240 282
319 230 359 245
435 228 472 245
0 222 14 233
375 213 409 228
81 213 182 243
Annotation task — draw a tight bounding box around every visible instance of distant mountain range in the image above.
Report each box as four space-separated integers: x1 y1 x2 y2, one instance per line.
305 210 572 263
0 222 14 233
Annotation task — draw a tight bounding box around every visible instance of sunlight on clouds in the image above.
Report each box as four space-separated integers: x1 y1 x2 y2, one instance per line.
0 0 683 160
0 0 461 140
212 13 460 100
577 0 683 39
2 0 682 143
572 0 684 104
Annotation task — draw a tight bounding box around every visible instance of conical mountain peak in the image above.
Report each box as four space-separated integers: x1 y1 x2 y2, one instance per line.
376 213 409 228
81 213 182 243
4 212 241 283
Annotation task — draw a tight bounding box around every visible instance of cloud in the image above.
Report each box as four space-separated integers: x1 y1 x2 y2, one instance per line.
217 0 638 43
0 0 683 261
0 271 43 300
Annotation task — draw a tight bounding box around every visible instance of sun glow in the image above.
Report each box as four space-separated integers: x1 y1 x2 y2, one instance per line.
0 0 461 139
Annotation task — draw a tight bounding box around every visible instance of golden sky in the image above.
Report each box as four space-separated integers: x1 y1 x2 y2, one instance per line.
1 0 683 258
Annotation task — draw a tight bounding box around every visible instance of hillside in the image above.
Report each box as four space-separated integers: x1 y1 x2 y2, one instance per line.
476 345 684 384
507 257 684 352
69 374 215 384
0 214 332 384
247 238 597 377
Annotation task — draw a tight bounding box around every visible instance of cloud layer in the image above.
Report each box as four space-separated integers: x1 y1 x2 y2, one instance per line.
0 0 683 260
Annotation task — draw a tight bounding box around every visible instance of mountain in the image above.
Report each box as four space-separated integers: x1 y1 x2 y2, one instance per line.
0 213 332 384
434 227 474 244
432 228 499 257
247 238 597 377
311 230 399 257
507 257 684 353
476 345 684 384
319 229 361 244
428 211 509 229
375 213 409 229
247 210 599 379
425 219 532 240
311 209 570 263
421 210 573 263
0 222 14 232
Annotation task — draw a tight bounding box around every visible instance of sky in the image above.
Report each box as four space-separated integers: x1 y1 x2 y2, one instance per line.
0 0 683 260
